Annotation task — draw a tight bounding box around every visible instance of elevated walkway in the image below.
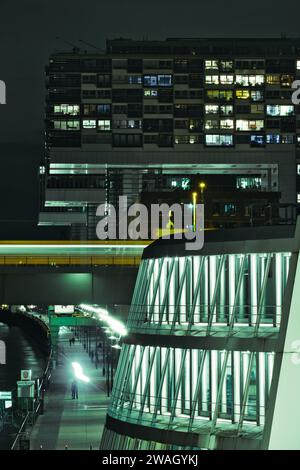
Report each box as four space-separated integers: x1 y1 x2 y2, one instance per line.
0 240 148 266
30 328 110 450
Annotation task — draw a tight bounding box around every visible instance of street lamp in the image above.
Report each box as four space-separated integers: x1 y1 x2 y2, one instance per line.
192 192 197 232
199 181 206 203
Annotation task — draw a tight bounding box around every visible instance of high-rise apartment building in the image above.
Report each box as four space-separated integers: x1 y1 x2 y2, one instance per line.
39 38 300 238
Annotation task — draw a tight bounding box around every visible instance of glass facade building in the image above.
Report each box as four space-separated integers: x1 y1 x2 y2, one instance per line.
100 224 300 449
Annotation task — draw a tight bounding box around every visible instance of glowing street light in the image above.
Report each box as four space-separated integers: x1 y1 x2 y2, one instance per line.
78 304 127 337
199 181 206 192
192 192 197 232
72 362 90 383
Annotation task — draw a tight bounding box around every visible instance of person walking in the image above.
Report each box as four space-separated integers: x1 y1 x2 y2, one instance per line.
71 379 78 399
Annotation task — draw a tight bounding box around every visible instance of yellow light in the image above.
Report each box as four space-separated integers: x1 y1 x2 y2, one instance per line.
199 182 206 190
192 193 197 231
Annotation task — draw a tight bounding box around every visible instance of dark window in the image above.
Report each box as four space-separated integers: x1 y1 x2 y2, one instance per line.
113 134 142 147
97 74 111 87
127 59 143 73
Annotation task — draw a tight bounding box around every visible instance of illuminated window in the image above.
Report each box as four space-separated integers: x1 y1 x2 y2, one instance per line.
220 119 234 129
220 90 233 101
53 121 80 131
205 60 218 70
189 135 198 144
280 75 294 87
83 120 96 129
220 60 233 71
297 60 300 70
53 120 80 130
189 119 202 131
237 177 262 189
144 75 158 87
266 134 281 144
114 119 142 129
236 75 264 86
298 193 300 204
175 135 188 144
206 90 233 101
170 177 191 190
266 75 280 85
219 75 234 84
205 75 219 84
250 135 265 146
251 104 264 114
127 119 142 129
224 203 236 215
206 90 219 100
54 104 79 115
144 89 158 97
157 75 172 86
236 120 264 131
97 120 111 131
236 75 249 86
251 90 264 102
250 75 264 86
281 134 294 144
205 119 219 130
205 134 233 146
128 75 142 84
220 105 233 115
266 105 294 116
175 135 200 144
144 75 172 86
297 136 300 147
205 104 219 114
236 90 250 100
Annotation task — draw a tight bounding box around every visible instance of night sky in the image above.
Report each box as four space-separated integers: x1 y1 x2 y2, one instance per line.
0 0 300 238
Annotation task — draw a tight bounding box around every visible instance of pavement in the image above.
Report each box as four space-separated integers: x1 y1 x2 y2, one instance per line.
30 327 110 450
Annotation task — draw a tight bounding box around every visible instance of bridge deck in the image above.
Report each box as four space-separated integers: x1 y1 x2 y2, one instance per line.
0 241 149 266
30 328 110 450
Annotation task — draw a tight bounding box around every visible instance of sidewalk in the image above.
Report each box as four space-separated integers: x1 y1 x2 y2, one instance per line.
30 327 110 450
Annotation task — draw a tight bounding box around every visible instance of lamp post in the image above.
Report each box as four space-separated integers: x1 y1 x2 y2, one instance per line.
192 192 197 232
199 181 206 203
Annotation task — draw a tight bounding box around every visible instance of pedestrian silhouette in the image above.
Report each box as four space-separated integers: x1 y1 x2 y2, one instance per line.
71 379 78 399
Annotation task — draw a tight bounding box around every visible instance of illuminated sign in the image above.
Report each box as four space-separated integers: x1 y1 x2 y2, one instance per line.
21 370 32 381
54 305 74 314
0 391 12 400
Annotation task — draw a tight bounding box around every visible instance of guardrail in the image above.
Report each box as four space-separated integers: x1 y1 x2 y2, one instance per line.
0 255 142 266
11 350 52 450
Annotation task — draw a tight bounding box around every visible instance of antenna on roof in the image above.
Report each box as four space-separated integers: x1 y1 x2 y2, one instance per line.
78 39 104 52
55 36 80 52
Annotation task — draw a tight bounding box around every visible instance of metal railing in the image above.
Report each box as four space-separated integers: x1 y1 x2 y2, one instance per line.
11 350 52 450
0 255 141 267
127 303 283 332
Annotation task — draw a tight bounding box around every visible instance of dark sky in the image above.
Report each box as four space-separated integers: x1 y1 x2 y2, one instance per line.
0 0 300 237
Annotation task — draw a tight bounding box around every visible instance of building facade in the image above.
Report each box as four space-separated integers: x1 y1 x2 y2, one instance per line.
100 223 300 450
40 38 300 238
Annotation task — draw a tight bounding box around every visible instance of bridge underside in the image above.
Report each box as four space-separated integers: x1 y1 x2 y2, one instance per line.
0 266 138 305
